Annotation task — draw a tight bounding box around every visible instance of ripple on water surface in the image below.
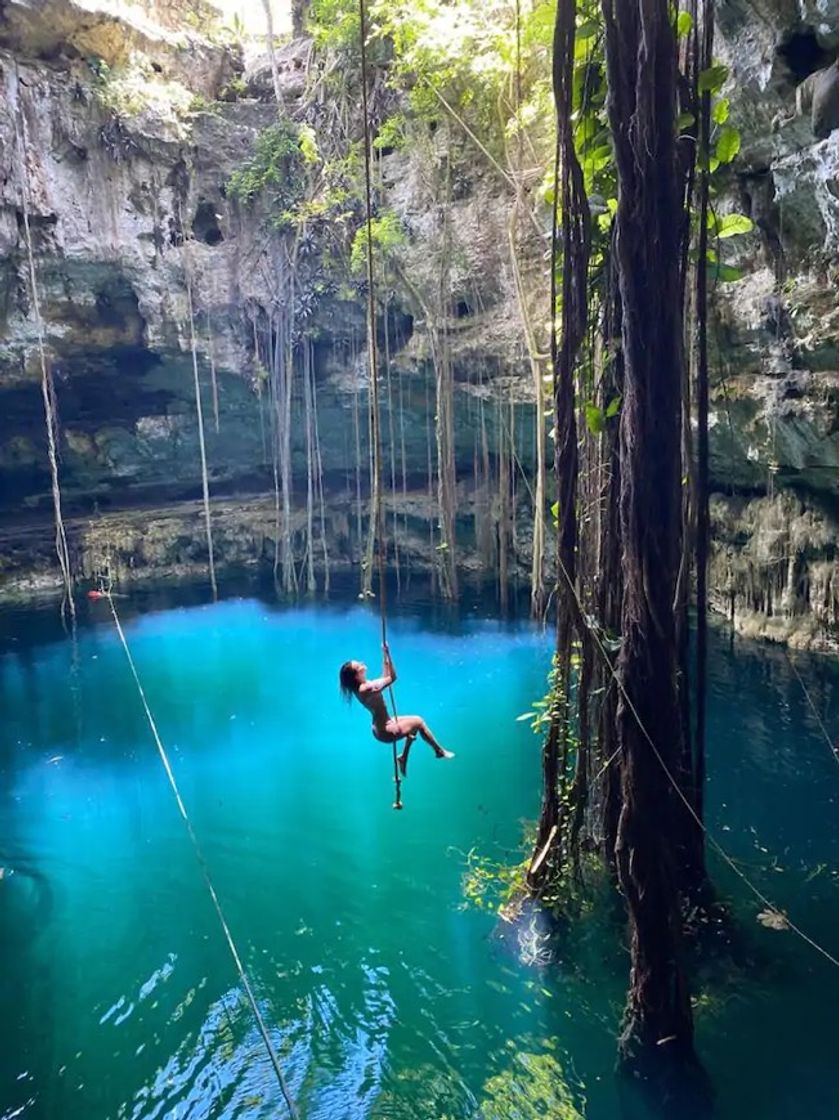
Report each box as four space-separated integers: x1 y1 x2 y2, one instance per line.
0 593 837 1119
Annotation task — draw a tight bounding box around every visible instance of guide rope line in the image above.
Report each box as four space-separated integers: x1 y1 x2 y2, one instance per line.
552 554 839 971
358 0 402 810
12 65 76 627
545 0 834 971
785 649 839 770
104 591 300 1118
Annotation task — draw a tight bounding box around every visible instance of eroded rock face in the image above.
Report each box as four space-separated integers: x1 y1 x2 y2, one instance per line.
0 0 837 648
0 0 237 96
0 46 278 514
0 56 272 374
0 488 533 600
710 491 839 648
710 1 839 645
0 0 535 516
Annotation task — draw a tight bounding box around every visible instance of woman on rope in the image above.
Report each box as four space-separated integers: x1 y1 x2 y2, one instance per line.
339 643 454 776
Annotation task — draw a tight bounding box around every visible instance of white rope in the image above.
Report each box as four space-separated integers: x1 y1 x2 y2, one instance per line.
785 649 839 770
554 557 839 971
12 66 75 623
106 593 299 1118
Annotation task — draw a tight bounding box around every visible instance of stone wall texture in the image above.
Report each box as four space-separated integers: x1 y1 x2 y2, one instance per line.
0 0 837 645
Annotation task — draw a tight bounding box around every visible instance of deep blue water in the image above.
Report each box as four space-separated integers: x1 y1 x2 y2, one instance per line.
0 587 837 1119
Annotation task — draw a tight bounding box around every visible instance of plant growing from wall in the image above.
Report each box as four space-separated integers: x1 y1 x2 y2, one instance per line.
227 121 306 228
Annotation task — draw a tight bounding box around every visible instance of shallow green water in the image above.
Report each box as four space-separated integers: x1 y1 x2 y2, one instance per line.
1 590 838 1119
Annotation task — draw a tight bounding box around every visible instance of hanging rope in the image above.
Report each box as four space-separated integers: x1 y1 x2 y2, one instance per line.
177 200 218 601
105 591 299 1119
12 67 76 625
785 649 839 770
358 0 402 810
552 551 839 971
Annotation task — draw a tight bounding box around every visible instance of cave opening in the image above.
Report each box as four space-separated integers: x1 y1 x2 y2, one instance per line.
14 209 57 253
377 306 414 354
776 26 833 85
192 200 224 246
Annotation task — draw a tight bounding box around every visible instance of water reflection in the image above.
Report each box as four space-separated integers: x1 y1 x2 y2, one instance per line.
0 594 837 1120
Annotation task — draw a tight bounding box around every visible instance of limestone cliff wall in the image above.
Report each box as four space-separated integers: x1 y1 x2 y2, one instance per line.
0 0 838 647
710 1 839 645
0 0 530 511
0 0 535 600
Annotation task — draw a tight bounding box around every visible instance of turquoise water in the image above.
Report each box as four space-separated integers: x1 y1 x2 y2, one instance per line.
1 590 838 1119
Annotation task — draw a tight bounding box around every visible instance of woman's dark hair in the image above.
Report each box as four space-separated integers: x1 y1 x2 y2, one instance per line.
339 661 359 702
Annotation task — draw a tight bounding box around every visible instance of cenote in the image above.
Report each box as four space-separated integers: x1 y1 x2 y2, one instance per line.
4 0 839 1116
1 587 837 1120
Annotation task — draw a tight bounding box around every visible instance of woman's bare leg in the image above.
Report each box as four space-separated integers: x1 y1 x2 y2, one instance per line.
388 717 454 774
397 732 416 777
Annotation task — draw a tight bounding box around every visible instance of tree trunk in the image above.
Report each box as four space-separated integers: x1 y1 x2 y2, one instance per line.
292 0 309 39
528 0 590 891
262 0 285 113
692 0 715 888
597 244 624 866
602 0 706 1097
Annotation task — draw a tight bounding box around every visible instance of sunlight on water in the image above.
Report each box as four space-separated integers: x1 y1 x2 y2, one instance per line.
1 591 838 1119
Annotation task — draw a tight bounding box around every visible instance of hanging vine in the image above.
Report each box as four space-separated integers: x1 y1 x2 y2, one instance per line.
179 202 218 601
526 0 591 893
12 72 76 623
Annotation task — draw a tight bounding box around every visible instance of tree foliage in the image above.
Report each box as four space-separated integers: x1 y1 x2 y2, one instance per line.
350 210 406 274
227 121 305 225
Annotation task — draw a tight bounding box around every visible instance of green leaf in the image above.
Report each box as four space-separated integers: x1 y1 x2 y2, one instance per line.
350 209 405 273
574 34 593 62
677 111 695 132
298 124 319 165
717 212 754 238
574 112 599 147
712 97 730 125
698 64 728 94
676 11 693 38
576 20 599 42
585 402 605 435
715 125 741 164
605 394 622 418
587 143 613 170
596 212 613 233
707 261 744 283
718 263 744 282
